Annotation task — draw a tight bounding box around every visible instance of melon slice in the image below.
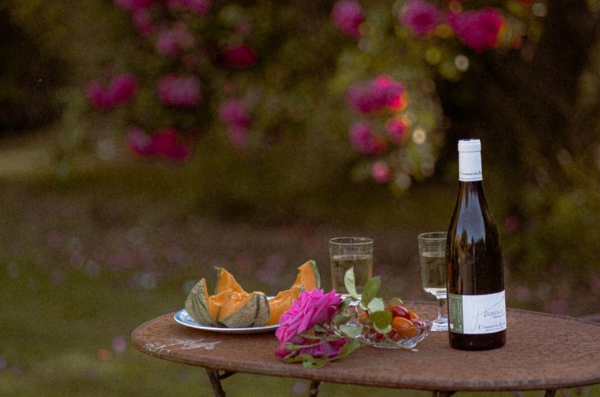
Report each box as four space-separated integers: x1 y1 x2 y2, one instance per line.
183 260 321 328
265 260 321 325
218 291 270 328
185 278 223 326
214 267 246 295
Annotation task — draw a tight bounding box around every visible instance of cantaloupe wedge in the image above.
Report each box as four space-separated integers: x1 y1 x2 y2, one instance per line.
184 260 321 328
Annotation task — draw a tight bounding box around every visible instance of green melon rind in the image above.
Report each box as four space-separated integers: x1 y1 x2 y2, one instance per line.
184 278 219 327
219 292 270 328
307 260 321 289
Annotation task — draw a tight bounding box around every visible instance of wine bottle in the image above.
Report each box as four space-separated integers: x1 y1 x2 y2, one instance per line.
446 139 506 351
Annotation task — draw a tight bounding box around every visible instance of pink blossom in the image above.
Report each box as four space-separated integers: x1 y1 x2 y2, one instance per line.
127 126 191 161
108 74 138 106
386 117 409 145
156 30 180 58
218 100 251 128
151 127 191 160
349 122 387 155
127 125 153 156
347 74 406 114
371 161 392 184
85 73 138 109
330 0 365 39
113 0 155 13
276 289 342 344
156 74 201 107
132 9 155 36
85 81 112 109
400 0 441 37
447 8 503 53
220 44 258 69
156 24 195 59
227 126 250 149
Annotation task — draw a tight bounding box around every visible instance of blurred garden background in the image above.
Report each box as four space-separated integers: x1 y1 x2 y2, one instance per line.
3 0 600 396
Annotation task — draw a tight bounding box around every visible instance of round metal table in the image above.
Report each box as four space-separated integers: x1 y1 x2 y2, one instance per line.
131 302 600 397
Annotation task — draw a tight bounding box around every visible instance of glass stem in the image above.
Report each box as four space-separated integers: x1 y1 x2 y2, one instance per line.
437 297 448 320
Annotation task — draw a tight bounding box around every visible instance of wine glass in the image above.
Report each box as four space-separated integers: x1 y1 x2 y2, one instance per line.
417 232 448 332
329 237 373 306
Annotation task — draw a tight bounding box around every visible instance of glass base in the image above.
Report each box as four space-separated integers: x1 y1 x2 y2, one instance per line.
431 317 448 332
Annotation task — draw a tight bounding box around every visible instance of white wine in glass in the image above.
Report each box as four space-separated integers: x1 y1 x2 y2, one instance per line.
418 232 448 332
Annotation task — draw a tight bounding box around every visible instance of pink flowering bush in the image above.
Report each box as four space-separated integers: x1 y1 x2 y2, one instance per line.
80 0 531 183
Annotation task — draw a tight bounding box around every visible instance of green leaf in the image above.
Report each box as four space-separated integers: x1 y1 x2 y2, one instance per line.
343 267 360 300
360 276 380 307
367 297 385 313
369 310 392 334
335 339 362 360
333 313 352 326
339 324 362 338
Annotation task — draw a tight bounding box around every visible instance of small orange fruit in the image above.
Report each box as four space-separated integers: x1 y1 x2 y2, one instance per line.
391 316 417 338
408 309 420 320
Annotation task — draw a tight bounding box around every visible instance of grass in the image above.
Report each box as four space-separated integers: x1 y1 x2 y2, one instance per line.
1 132 599 397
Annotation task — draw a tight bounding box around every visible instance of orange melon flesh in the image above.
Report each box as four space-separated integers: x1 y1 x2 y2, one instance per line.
214 267 247 295
185 260 321 327
265 286 302 325
265 260 321 325
293 260 320 290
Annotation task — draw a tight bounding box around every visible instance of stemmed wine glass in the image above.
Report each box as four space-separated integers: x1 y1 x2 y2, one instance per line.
417 232 448 332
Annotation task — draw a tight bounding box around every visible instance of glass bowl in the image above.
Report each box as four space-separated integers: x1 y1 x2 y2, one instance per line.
357 319 431 349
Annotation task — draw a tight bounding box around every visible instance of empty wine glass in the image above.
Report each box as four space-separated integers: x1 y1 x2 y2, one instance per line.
418 232 448 332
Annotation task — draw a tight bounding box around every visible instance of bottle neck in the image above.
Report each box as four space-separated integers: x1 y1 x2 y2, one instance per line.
459 150 482 182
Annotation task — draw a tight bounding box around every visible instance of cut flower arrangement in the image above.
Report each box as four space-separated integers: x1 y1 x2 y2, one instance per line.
274 269 430 368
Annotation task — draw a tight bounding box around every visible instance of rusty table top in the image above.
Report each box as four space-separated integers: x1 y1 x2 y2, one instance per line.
131 301 600 393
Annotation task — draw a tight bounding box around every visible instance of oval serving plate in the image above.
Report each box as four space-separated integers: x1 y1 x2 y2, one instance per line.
174 309 279 334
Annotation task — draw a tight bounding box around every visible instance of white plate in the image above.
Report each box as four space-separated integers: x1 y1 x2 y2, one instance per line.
174 309 279 334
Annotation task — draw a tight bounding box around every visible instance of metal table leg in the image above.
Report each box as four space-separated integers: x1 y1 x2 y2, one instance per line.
205 369 235 397
432 391 456 397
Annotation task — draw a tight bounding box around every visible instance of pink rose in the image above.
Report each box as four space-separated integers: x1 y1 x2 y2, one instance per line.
330 0 365 39
220 44 258 69
218 100 251 128
85 73 138 109
151 127 191 160
275 289 342 344
156 29 181 58
386 117 409 145
347 74 405 114
399 0 441 37
127 126 191 161
156 74 201 107
108 74 138 106
371 161 392 184
132 9 155 36
447 8 503 53
85 81 112 109
348 122 387 155
127 125 153 156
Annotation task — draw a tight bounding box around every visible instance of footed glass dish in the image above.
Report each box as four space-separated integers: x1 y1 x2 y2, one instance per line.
358 319 431 349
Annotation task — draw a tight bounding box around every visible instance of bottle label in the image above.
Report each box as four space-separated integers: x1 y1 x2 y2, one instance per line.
448 291 506 334
458 151 482 182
